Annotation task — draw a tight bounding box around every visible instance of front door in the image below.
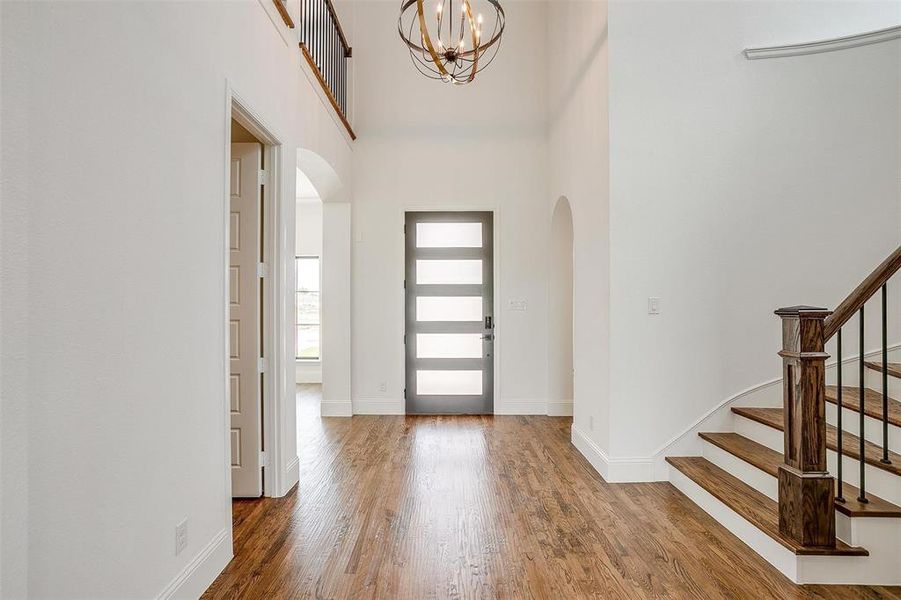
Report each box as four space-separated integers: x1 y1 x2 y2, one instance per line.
229 142 263 497
405 212 494 414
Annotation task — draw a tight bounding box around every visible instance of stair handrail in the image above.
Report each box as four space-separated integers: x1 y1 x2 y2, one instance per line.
824 245 901 341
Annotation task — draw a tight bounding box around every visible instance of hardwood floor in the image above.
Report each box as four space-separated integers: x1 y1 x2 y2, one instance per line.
203 387 901 599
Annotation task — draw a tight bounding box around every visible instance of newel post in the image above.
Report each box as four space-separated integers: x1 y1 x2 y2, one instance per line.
775 306 835 548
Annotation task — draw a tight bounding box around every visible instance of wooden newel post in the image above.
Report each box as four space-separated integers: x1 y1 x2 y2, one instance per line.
775 306 835 548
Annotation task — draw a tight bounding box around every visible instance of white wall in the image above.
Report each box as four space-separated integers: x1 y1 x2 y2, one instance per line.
606 1 901 467
547 1 611 449
349 1 551 414
0 0 353 597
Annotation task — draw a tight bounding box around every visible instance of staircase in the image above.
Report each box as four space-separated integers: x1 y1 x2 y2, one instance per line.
666 246 901 585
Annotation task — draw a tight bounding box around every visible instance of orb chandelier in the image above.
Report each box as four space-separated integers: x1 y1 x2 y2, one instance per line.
398 0 505 85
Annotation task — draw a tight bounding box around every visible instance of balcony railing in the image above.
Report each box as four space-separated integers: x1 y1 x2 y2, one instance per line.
298 0 355 140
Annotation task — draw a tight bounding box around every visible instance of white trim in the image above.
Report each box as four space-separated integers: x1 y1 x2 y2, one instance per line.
494 400 547 415
282 455 300 496
320 399 353 417
547 399 573 417
353 397 405 415
156 529 231 600
744 24 901 60
571 424 655 482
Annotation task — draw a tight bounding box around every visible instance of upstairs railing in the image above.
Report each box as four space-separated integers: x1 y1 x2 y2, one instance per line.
775 245 901 549
298 0 355 140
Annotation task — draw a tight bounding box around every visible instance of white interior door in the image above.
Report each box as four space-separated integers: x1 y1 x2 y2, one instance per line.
229 142 263 497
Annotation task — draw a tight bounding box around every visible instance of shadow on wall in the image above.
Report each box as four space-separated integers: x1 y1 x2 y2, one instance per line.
548 196 574 416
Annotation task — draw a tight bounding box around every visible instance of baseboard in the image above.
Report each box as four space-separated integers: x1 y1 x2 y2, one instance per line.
353 397 404 415
156 528 231 600
320 399 352 417
494 400 547 415
570 424 655 483
281 455 300 496
547 400 573 416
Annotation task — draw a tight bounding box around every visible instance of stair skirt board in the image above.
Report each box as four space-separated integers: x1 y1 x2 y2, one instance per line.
824 402 901 454
734 415 901 507
669 467 900 585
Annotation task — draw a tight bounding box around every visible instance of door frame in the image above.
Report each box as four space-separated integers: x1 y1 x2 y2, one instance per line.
399 204 501 414
223 85 291 510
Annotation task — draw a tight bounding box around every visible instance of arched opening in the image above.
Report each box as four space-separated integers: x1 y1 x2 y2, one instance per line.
548 196 574 416
295 149 351 420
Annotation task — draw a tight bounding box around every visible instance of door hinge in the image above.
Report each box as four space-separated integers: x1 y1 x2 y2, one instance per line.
257 262 268 278
403 279 406 289
258 357 269 373
258 169 269 186
403 388 407 398
403 334 406 344
259 450 269 467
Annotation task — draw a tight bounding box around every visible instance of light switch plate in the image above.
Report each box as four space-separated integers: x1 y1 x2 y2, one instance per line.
648 297 661 315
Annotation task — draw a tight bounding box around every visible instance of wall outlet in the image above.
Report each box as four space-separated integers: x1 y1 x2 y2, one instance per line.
377 381 387 393
175 518 188 556
648 297 661 315
507 299 527 311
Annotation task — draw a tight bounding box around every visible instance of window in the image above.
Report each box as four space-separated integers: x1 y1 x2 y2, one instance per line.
295 256 320 360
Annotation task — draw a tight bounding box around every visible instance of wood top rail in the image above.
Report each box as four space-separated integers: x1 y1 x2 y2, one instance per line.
823 245 901 341
325 0 352 58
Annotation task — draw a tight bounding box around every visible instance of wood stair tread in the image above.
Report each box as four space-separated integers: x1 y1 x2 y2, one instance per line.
699 432 901 517
825 385 901 428
731 407 901 477
666 456 868 556
865 361 901 379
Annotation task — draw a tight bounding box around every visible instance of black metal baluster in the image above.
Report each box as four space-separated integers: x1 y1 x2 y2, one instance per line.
858 306 868 503
882 283 891 464
836 329 845 503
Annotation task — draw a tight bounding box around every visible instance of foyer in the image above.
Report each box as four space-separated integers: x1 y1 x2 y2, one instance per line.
203 387 897 599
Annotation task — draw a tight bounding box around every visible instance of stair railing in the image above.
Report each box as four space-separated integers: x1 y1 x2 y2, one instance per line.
775 245 900 549
299 0 356 140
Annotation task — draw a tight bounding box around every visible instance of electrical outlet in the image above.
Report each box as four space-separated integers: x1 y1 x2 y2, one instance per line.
175 518 188 556
648 297 661 315
507 299 527 311
377 381 387 393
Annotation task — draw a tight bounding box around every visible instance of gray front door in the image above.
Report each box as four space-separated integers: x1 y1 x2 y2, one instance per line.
405 211 494 414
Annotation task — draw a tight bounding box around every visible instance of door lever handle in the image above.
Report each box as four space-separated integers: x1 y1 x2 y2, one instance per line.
482 333 494 341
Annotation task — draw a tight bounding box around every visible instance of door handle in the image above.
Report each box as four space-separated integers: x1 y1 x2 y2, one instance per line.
482 333 494 341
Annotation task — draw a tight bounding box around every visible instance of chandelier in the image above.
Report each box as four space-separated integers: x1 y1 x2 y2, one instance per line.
398 0 505 85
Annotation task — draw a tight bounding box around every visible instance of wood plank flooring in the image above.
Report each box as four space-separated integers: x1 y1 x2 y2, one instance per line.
202 386 901 599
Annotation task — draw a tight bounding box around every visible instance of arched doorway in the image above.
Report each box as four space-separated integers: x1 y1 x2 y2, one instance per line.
548 196 574 416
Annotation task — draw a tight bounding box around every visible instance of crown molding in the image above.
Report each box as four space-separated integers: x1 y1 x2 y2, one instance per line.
744 24 901 60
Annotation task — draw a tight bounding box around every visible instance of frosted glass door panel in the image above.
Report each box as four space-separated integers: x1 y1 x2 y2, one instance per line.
417 370 483 395
416 260 482 285
416 296 482 322
416 334 482 358
416 222 482 248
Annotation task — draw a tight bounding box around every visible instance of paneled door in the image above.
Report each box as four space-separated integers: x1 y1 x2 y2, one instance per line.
229 143 263 497
405 212 494 414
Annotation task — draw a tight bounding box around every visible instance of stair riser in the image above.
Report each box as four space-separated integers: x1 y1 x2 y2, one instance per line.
734 417 901 507
701 441 778 500
670 465 901 585
802 516 901 585
825 403 901 454
829 360 901 399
